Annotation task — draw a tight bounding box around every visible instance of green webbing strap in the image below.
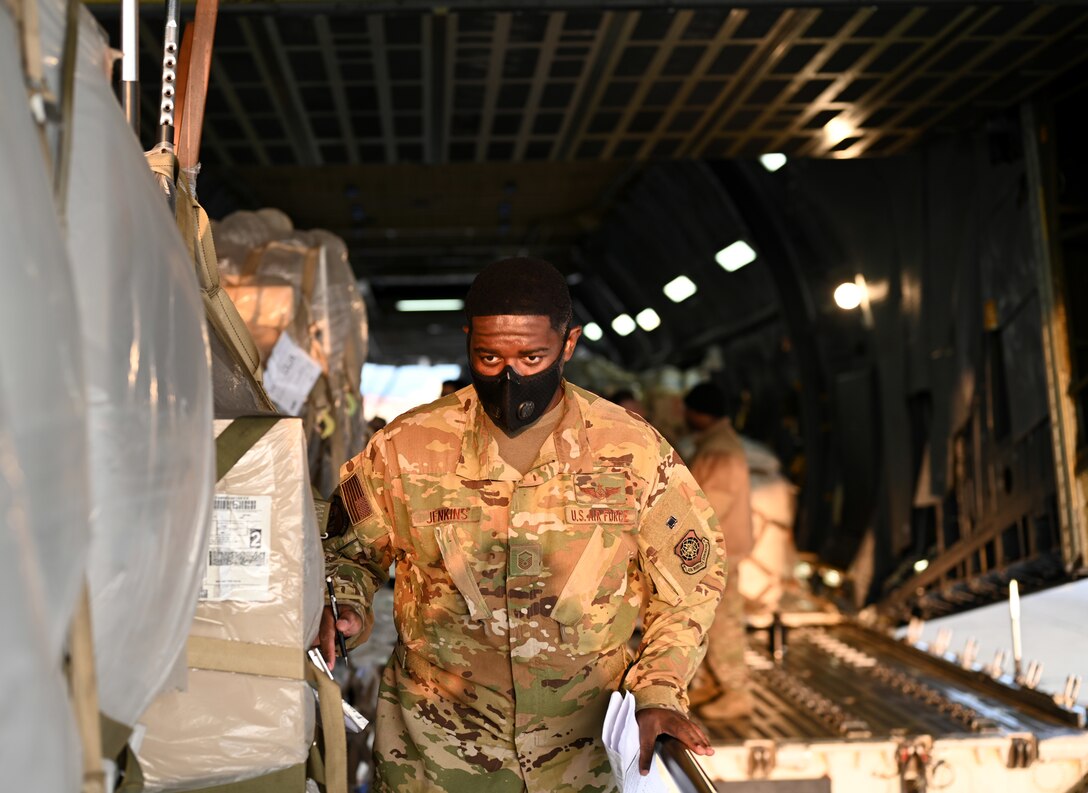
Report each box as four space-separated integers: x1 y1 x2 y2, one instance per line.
98 712 133 762
181 762 307 793
186 635 305 681
113 744 145 793
215 416 281 482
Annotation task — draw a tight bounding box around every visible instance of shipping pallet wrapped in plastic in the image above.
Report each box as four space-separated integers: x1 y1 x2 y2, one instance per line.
216 211 370 495
136 418 324 791
34 0 216 741
0 3 88 788
739 440 799 615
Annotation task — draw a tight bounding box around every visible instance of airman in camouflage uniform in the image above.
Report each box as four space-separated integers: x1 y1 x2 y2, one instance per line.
321 259 726 792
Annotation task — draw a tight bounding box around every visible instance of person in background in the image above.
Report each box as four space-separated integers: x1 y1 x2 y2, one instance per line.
609 387 648 420
440 377 470 397
367 416 388 434
319 258 726 792
683 381 754 722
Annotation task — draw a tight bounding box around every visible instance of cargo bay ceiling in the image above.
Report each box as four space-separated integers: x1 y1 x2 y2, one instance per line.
91 2 1088 365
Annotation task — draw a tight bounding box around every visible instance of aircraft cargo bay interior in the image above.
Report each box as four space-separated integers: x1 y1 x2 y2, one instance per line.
4 0 1088 791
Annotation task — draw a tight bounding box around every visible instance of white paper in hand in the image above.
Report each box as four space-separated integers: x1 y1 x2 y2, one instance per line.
263 332 323 415
601 691 677 793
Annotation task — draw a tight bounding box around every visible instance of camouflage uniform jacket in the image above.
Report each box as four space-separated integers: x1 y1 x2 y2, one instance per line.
327 382 726 792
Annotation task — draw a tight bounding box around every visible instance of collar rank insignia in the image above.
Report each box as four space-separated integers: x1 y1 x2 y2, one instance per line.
674 529 710 575
580 483 621 501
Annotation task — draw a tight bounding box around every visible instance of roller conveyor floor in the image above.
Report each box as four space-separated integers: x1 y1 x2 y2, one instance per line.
684 621 1088 792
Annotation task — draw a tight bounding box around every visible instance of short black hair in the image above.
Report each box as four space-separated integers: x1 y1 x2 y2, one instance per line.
464 257 573 334
610 389 638 404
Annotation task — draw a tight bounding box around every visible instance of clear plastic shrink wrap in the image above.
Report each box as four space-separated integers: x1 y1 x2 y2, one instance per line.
0 402 81 792
136 418 324 791
35 0 216 728
0 6 88 787
216 211 370 494
739 441 799 613
0 3 90 660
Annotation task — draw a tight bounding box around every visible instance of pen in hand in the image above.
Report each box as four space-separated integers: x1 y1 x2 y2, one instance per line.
326 576 350 664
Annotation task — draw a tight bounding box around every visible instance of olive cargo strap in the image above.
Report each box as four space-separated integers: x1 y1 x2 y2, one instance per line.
186 635 305 680
305 661 348 793
215 416 280 482
68 584 108 793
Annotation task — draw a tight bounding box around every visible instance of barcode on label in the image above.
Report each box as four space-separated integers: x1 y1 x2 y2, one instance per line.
209 550 266 566
214 497 258 511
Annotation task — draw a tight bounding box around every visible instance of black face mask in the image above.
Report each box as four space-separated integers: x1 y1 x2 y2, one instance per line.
470 343 566 435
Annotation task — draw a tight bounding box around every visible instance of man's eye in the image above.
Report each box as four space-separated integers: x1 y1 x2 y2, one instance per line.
480 355 500 365
524 356 543 365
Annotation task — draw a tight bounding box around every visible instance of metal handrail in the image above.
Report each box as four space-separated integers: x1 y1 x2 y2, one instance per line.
657 737 717 793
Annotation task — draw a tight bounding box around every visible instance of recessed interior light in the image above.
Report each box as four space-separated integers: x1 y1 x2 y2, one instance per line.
824 116 855 146
715 241 757 272
582 322 603 341
635 308 661 331
833 282 863 310
611 314 636 337
395 299 464 312
759 153 787 172
663 275 697 303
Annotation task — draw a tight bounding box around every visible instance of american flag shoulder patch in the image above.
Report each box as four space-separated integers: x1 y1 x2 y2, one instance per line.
340 472 373 525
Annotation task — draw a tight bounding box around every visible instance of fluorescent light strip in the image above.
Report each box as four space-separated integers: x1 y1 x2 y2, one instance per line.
635 308 660 331
663 275 697 303
395 299 464 312
611 314 636 337
715 241 757 272
759 152 787 172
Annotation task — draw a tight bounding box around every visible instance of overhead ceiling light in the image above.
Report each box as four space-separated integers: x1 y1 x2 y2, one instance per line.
759 153 788 172
582 322 603 341
833 282 863 311
824 116 856 147
715 240 757 272
635 308 661 332
822 569 844 588
611 314 636 337
663 275 697 303
395 299 464 312
913 559 930 574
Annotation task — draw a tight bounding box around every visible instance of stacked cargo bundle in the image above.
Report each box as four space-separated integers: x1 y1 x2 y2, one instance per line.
34 0 217 755
215 210 371 496
1 1 348 791
136 418 326 791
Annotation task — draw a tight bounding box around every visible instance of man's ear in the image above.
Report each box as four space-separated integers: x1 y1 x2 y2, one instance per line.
462 324 470 336
563 325 582 362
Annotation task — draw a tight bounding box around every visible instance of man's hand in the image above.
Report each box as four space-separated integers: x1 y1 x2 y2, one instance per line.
315 604 364 669
635 707 714 775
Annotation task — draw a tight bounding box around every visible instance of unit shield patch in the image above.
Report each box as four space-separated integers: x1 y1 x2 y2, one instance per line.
674 528 710 575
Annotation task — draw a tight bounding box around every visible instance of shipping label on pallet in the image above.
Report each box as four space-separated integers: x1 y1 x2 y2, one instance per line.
201 494 273 601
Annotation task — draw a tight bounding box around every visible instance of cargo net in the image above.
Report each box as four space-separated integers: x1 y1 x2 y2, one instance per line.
214 209 370 495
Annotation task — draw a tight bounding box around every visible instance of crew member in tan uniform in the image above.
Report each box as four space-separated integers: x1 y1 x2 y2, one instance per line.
318 258 726 792
683 382 753 721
